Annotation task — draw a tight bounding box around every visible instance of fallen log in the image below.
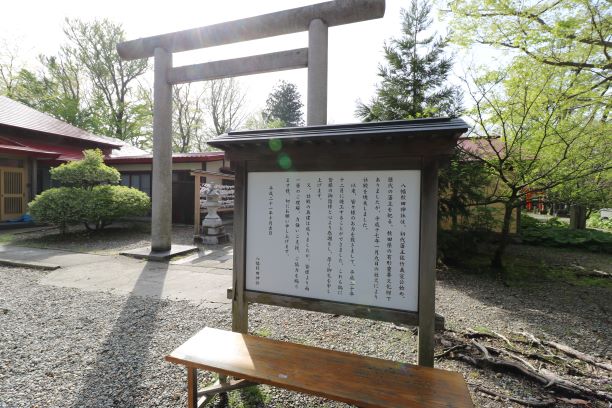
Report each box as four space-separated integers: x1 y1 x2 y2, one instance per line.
543 340 612 372
452 341 612 403
514 331 612 372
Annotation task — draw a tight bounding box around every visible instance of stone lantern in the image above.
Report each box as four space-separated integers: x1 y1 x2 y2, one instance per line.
201 186 229 245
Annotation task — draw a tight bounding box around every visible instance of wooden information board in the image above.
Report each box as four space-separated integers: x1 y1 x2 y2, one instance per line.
246 170 421 312
209 118 469 366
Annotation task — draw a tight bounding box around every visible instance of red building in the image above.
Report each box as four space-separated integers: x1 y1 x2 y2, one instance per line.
0 96 227 224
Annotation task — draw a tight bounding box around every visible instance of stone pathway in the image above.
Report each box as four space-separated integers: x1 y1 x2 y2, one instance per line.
0 243 233 307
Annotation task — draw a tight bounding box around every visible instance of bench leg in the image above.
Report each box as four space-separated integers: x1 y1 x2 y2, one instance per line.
187 367 198 408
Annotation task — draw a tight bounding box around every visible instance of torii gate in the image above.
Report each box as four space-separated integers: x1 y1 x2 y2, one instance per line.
117 0 385 255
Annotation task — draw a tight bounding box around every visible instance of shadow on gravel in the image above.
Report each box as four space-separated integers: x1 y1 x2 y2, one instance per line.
72 260 169 407
440 270 611 354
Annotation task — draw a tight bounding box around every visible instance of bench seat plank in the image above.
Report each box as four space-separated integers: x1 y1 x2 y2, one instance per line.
166 327 473 408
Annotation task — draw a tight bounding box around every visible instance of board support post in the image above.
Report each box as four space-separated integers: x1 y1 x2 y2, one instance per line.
232 161 249 333
418 157 439 367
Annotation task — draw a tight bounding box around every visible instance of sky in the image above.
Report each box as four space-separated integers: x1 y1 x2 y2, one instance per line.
0 0 477 124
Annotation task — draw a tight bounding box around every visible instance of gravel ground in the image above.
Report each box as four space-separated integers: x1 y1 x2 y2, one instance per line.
1 244 610 407
3 223 207 255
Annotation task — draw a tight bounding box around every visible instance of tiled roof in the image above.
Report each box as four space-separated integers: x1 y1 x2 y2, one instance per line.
0 138 92 161
105 151 225 164
0 96 121 147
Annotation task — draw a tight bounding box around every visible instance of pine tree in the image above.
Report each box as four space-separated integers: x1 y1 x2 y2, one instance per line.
264 80 304 127
356 0 462 121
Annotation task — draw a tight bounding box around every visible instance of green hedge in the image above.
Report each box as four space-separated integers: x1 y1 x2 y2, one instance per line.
29 185 150 232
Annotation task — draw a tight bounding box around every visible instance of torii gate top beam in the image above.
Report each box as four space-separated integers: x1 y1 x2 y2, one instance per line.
116 0 385 60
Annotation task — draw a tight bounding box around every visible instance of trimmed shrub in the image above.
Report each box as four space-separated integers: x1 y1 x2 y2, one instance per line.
83 186 150 229
51 149 120 188
29 187 89 233
29 186 150 232
29 148 150 232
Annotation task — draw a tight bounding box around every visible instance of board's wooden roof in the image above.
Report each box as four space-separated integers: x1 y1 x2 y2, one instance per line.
208 118 468 150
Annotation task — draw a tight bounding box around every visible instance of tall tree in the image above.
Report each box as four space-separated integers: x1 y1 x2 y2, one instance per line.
171 79 247 152
0 41 23 98
264 80 304 127
355 0 480 231
460 60 611 269
205 78 246 137
11 51 94 130
62 18 150 144
356 0 463 121
449 0 611 231
172 83 206 153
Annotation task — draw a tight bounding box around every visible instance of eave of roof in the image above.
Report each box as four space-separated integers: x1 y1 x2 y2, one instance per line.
0 144 61 159
0 135 96 162
0 96 122 148
105 152 225 164
209 118 469 149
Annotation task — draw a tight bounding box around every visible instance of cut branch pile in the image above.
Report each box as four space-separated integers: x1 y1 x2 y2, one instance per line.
435 328 612 406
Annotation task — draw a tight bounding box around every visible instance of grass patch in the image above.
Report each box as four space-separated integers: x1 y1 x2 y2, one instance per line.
228 385 270 408
451 243 612 288
505 259 611 288
520 215 612 253
0 233 15 244
253 327 272 338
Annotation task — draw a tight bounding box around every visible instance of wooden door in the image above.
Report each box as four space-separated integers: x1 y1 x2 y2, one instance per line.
1 167 26 221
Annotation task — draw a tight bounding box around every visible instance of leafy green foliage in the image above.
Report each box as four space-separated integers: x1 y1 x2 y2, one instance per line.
549 168 612 215
51 149 120 188
244 111 285 130
264 81 304 127
587 212 612 231
446 0 611 269
460 58 611 268
448 0 610 97
356 0 463 121
520 215 612 253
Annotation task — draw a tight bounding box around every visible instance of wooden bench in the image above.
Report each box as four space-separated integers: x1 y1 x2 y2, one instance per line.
166 327 473 408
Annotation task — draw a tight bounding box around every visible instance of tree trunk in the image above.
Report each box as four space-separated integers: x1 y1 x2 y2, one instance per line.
569 205 587 229
450 188 458 231
492 201 515 270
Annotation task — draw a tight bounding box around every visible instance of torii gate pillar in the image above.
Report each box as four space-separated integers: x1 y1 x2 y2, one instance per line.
151 47 173 251
307 18 328 125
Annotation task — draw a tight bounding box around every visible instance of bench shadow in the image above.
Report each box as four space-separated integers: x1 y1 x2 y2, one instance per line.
71 259 169 408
